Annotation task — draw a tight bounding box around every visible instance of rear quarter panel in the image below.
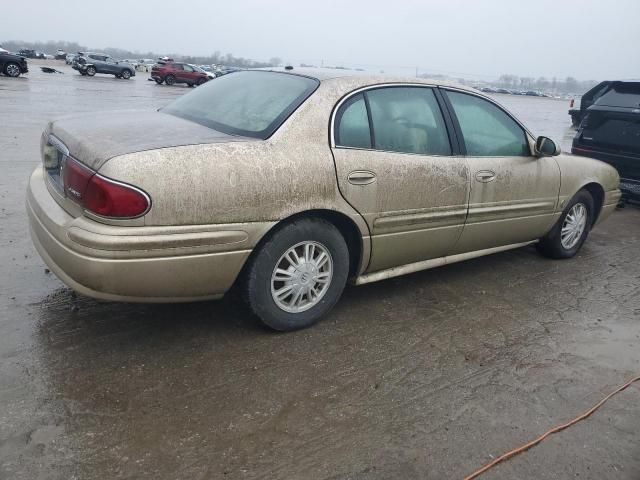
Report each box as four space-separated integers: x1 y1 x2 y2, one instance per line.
96 80 369 229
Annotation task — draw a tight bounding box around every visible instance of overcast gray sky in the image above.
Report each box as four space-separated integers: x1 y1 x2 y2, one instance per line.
3 0 639 80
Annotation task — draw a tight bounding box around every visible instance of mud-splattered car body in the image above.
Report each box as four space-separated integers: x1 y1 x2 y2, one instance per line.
27 68 620 328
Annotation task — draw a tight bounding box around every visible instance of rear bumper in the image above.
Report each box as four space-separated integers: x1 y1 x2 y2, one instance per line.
27 167 271 303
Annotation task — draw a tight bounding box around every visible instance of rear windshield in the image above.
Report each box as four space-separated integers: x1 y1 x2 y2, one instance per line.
163 71 319 139
594 82 640 108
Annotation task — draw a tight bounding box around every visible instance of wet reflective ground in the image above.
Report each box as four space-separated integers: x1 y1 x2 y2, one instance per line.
1 63 639 479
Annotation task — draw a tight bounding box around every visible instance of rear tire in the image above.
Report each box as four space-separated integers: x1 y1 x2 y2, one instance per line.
245 218 349 331
165 74 176 86
537 189 594 259
86 66 96 76
4 62 21 77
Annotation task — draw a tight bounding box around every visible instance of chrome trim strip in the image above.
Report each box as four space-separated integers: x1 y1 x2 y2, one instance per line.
354 241 536 285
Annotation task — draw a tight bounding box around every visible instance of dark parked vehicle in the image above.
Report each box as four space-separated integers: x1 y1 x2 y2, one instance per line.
151 61 211 86
568 81 614 126
72 52 136 79
572 81 640 202
0 51 29 77
18 49 45 59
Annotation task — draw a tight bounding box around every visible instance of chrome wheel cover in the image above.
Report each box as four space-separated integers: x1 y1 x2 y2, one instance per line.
561 203 587 249
271 241 333 313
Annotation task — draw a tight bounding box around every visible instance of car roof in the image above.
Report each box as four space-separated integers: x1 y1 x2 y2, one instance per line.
253 67 479 92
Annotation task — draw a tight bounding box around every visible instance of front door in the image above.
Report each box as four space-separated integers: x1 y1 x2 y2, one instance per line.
331 86 470 272
442 89 560 254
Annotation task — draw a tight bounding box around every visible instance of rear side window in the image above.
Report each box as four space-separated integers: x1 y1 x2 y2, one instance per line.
334 86 452 156
447 91 529 156
367 87 451 156
335 94 371 149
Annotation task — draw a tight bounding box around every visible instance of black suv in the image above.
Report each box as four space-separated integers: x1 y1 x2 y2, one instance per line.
72 52 136 79
572 81 640 201
0 51 29 77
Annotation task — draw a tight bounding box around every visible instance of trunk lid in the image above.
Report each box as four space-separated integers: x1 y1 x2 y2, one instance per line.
47 110 252 170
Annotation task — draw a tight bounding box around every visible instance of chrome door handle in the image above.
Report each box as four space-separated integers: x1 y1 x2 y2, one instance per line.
475 170 496 182
348 170 377 185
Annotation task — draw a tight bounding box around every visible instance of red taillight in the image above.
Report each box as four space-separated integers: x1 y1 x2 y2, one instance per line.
84 175 150 218
63 157 150 218
63 157 93 203
570 99 574 108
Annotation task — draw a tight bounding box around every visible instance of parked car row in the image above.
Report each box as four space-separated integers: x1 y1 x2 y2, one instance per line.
478 86 554 97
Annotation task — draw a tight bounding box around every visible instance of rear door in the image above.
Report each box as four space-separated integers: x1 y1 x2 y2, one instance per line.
441 89 560 254
331 85 470 272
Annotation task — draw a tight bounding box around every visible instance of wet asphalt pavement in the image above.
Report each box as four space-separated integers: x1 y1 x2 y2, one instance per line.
1 61 639 480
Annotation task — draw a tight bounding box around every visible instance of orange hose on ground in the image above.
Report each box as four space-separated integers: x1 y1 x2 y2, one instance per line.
463 374 640 480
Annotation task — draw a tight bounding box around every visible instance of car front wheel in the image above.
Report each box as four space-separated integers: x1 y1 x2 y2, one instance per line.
121 69 131 79
537 189 594 259
245 218 349 331
154 78 163 84
4 62 21 77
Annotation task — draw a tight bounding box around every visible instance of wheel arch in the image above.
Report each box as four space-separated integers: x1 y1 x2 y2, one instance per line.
243 209 367 284
581 182 605 226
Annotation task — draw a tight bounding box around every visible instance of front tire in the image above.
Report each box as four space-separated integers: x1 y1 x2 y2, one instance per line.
245 218 349 331
121 69 131 79
4 62 21 77
537 189 594 259
154 78 163 84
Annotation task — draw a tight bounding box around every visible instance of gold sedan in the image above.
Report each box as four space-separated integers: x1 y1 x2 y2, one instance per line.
27 69 621 330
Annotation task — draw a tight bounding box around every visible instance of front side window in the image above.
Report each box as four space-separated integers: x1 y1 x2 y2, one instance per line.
335 93 371 149
366 87 451 156
446 91 529 156
163 71 319 139
183 65 195 72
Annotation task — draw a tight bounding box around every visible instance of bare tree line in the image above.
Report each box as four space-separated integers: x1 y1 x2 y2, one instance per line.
0 40 280 68
497 74 599 94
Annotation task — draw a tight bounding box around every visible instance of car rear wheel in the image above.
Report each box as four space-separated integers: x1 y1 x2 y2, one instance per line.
86 66 96 76
165 74 176 86
121 69 131 79
4 62 21 77
245 218 349 331
537 189 594 259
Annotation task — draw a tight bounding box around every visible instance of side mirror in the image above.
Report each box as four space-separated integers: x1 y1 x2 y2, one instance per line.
535 136 560 157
